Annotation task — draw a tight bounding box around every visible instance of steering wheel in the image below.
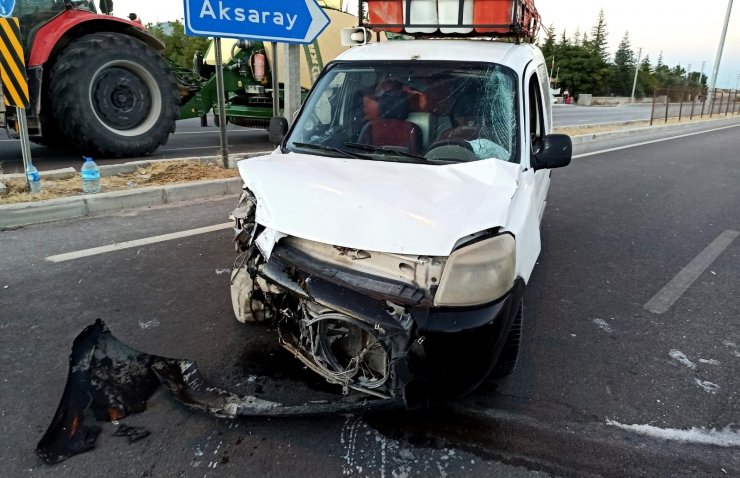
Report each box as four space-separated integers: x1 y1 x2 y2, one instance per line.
424 140 478 162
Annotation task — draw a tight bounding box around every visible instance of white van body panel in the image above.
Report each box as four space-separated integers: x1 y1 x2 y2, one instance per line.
238 152 521 258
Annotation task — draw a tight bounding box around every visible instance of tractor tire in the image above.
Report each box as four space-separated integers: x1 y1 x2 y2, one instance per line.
491 299 523 376
49 33 179 158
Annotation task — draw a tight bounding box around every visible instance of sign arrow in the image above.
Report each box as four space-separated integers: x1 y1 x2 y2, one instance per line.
184 0 331 44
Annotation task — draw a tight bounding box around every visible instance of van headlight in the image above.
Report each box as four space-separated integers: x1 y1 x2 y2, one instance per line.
434 234 516 307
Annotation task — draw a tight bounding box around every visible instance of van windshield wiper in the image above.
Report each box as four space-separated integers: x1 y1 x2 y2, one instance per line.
345 143 429 164
291 142 373 160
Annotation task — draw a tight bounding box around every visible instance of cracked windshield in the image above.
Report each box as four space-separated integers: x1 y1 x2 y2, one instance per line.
287 62 519 164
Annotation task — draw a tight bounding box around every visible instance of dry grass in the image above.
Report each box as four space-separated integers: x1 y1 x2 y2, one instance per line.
0 160 239 205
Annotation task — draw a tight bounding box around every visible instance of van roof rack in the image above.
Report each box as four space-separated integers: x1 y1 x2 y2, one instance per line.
359 0 541 42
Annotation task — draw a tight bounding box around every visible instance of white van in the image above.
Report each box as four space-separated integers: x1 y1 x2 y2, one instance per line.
229 17 571 408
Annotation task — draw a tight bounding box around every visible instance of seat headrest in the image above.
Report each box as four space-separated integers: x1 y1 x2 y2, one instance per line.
377 90 409 120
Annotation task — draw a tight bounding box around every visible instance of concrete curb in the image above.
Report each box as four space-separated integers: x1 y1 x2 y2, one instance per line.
0 177 245 229
0 150 273 229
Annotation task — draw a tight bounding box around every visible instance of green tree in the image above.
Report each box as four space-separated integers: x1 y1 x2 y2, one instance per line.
572 27 581 46
611 32 635 96
544 12 711 100
149 20 212 69
576 9 612 96
540 23 556 63
587 8 609 62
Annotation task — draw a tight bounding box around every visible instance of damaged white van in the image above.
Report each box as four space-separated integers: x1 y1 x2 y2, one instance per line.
229 13 571 409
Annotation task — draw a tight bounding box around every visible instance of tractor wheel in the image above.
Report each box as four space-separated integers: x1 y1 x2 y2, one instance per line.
49 33 179 158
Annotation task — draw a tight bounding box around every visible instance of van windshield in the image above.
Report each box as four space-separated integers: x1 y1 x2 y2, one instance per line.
286 61 519 164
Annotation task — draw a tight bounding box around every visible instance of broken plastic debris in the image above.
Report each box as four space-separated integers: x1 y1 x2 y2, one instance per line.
36 320 401 464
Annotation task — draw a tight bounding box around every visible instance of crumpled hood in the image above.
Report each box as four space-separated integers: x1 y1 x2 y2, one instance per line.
237 153 519 256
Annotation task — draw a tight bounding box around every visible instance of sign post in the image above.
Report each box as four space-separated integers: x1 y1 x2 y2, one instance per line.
213 38 228 167
0 16 34 191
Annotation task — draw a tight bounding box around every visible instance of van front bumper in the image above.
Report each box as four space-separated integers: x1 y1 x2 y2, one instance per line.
256 246 526 408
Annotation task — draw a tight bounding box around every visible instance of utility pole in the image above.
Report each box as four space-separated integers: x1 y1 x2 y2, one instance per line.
736 73 740 90
701 61 706 85
550 56 555 88
707 0 734 103
631 47 643 103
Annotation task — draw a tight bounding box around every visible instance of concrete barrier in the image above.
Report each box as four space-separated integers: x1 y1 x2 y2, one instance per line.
578 94 592 106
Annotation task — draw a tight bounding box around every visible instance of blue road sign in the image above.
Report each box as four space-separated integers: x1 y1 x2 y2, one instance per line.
0 0 16 18
184 0 330 44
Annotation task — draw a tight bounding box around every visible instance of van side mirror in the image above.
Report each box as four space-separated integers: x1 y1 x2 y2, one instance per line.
533 134 572 170
268 117 289 145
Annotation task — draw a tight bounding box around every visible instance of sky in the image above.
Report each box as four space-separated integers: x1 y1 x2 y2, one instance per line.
118 0 740 88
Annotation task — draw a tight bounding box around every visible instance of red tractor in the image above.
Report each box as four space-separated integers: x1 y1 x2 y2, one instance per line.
6 1 179 157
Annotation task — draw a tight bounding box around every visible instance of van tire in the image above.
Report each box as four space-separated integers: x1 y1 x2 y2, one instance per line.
492 299 523 376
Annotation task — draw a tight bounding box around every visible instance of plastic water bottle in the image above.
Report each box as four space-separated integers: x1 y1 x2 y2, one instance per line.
81 156 101 194
26 164 42 194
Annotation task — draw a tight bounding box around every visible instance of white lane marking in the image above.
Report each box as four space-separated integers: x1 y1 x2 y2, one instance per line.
138 319 161 330
340 416 462 477
644 230 739 314
694 379 720 394
593 318 614 333
158 146 221 152
157 146 268 154
174 129 258 135
669 350 696 369
606 420 740 447
45 223 232 263
573 122 740 158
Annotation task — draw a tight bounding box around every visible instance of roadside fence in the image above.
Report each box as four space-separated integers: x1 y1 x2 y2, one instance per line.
650 88 740 125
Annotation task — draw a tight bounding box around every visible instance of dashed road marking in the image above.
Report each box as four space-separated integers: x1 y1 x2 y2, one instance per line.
644 230 739 314
45 223 232 263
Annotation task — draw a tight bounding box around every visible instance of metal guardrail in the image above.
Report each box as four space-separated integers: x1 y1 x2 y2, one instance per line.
650 88 740 125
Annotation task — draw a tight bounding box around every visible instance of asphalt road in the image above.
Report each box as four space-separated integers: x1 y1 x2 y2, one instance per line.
552 103 654 126
1 119 739 477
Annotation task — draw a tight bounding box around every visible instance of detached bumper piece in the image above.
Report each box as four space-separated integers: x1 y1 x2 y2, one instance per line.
242 242 526 409
36 320 402 465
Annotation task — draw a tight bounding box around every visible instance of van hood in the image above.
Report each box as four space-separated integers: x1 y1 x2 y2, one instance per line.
237 153 519 256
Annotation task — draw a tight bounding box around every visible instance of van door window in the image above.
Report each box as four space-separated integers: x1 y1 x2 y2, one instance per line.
527 74 545 157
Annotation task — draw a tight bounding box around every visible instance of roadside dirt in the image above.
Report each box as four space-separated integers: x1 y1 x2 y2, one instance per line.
0 160 239 205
